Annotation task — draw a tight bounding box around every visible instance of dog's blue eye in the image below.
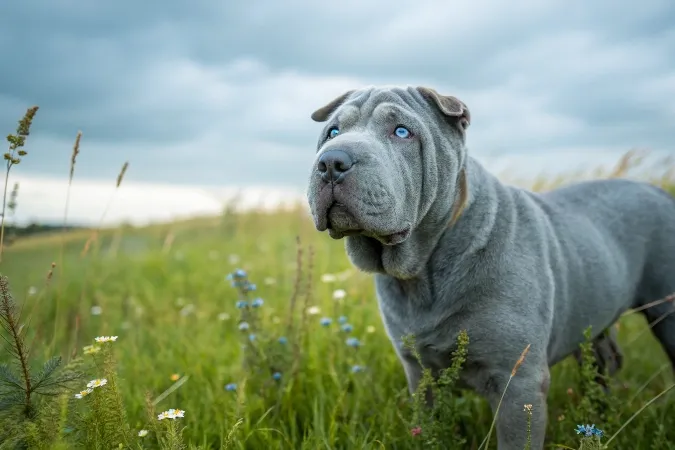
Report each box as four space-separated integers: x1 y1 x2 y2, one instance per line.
394 126 411 139
328 127 340 139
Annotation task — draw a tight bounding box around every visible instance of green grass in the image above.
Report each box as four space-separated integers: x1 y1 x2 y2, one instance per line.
1 107 675 448
1 201 675 449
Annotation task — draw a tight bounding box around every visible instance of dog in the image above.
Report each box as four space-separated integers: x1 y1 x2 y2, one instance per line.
305 85 675 449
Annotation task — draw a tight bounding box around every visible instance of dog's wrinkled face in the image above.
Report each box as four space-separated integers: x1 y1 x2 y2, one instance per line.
306 86 470 249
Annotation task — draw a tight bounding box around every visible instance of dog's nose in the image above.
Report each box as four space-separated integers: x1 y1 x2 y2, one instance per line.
317 149 353 183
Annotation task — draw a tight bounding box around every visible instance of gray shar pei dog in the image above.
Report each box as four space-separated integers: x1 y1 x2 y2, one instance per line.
305 85 675 449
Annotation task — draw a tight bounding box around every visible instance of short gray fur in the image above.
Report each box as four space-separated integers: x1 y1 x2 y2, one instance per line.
305 85 675 450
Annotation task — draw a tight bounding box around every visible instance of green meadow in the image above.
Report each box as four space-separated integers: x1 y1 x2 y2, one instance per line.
1 110 675 449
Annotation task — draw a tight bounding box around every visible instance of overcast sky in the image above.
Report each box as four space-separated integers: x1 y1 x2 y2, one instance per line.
1 0 674 224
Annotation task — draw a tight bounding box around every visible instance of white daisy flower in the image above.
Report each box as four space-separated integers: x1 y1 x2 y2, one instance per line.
307 306 321 315
74 388 93 399
82 345 100 355
158 409 185 420
332 289 347 301
320 274 337 283
90 306 102 316
138 429 149 437
86 378 108 389
94 336 118 343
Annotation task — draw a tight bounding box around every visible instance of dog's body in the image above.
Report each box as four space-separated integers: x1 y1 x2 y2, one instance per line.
306 85 675 449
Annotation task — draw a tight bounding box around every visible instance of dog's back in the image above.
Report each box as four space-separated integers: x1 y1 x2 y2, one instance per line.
529 178 675 364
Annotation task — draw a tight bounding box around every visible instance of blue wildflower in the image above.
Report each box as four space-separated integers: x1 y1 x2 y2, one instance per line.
238 322 250 331
341 323 353 333
236 300 248 309
351 365 365 373
320 317 332 327
225 383 237 391
338 315 348 324
249 334 256 342
346 337 361 348
246 283 257 292
575 424 603 438
251 298 264 308
272 372 282 381
278 336 288 345
234 269 247 278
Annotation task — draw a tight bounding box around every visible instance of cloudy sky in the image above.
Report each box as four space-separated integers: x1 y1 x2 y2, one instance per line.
1 0 674 225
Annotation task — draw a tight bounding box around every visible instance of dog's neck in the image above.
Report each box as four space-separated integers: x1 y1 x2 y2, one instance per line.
345 157 498 280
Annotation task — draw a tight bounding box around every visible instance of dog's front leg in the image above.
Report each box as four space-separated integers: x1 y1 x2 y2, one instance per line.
485 368 549 450
400 354 436 406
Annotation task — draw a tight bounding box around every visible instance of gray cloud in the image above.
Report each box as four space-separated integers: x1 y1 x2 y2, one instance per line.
1 0 674 188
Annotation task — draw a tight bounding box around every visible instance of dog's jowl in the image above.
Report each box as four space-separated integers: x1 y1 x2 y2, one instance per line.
306 85 675 450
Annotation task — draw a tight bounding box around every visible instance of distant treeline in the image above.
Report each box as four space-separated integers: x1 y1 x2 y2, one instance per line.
3 223 89 239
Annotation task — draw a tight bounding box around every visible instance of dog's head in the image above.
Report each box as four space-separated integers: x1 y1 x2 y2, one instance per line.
306 86 470 276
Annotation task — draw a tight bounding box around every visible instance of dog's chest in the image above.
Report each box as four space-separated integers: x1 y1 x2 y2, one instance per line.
374 274 469 358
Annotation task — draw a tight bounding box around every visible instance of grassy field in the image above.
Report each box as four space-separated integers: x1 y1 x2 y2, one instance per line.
2 143 675 449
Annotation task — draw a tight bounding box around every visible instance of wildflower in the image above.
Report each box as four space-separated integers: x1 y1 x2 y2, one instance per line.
170 374 180 382
366 325 376 333
332 289 347 300
338 315 348 324
86 378 108 389
278 336 288 345
90 306 102 316
523 404 532 412
157 411 170 420
246 283 257 292
341 324 353 333
351 365 365 373
218 312 230 321
251 298 264 308
225 383 237 391
575 424 603 438
346 337 361 348
82 345 100 355
272 372 282 381
411 427 422 437
180 304 195 316
94 336 118 343
320 317 332 327
238 322 250 331
138 430 149 437
236 300 248 309
307 306 321 315
74 388 93 399
169 408 185 419
321 273 337 283
249 334 256 342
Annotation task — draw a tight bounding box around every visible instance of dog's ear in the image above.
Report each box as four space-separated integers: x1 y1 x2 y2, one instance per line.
311 90 355 122
416 86 470 130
